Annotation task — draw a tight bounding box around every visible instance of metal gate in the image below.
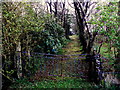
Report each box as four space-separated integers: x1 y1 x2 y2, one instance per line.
22 52 89 78
21 51 103 84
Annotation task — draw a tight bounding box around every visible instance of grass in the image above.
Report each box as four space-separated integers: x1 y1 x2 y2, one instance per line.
10 35 103 89
10 77 94 88
10 35 95 89
62 35 82 55
8 35 120 89
10 77 120 89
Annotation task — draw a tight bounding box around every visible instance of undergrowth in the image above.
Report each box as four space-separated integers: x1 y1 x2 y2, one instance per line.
10 77 94 88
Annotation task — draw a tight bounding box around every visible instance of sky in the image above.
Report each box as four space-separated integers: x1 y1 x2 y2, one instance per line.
1 0 119 2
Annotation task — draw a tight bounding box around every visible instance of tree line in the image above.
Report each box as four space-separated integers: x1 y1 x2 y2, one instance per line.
1 0 120 89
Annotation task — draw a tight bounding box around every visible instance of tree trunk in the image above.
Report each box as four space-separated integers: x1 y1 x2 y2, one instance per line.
20 33 27 77
16 42 22 78
64 14 70 40
10 50 18 79
74 2 87 53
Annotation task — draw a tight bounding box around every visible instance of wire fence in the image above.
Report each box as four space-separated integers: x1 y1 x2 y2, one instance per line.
21 51 91 78
19 51 120 82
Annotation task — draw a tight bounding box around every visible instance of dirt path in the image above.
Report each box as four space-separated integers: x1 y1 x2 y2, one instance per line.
54 35 87 78
12 35 95 88
34 35 86 80
62 35 82 55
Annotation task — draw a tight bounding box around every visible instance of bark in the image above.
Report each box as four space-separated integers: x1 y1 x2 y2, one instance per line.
65 23 70 39
74 1 98 54
63 14 70 40
16 42 22 78
73 1 101 83
10 50 18 79
46 0 70 39
20 33 27 77
74 2 88 53
87 32 97 54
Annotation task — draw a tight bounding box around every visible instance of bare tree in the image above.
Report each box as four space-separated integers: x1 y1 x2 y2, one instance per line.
73 0 98 54
46 0 71 39
73 0 104 83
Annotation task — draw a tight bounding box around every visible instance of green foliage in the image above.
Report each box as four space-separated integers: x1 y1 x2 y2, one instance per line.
91 2 120 84
25 56 45 76
92 2 119 48
35 20 67 54
91 2 119 60
12 77 120 89
10 78 93 88
2 2 67 83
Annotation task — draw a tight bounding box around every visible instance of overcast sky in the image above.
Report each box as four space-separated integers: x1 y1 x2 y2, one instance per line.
1 0 119 2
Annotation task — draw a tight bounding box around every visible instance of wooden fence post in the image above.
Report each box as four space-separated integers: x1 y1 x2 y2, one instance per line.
16 42 22 78
0 9 2 89
95 54 103 84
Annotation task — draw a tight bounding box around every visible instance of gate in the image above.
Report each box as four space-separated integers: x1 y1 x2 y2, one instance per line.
20 52 103 83
29 52 88 78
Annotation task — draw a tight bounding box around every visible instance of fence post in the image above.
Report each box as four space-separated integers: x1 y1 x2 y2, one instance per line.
16 42 22 78
86 54 94 82
86 51 103 84
94 54 103 84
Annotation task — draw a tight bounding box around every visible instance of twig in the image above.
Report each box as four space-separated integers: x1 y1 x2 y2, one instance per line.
98 43 103 54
